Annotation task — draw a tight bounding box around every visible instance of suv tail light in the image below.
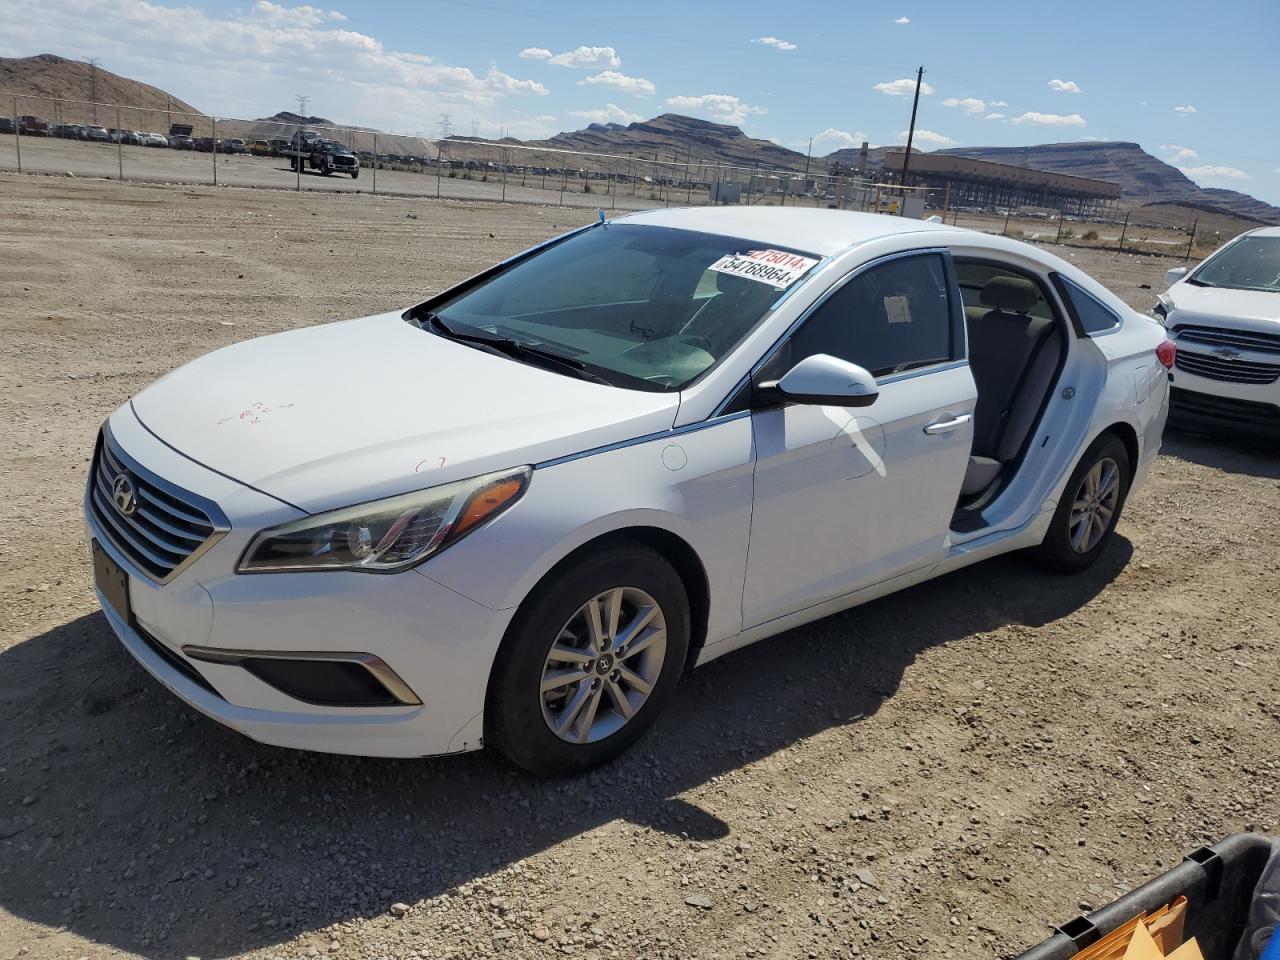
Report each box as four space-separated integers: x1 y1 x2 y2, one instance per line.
1156 339 1176 370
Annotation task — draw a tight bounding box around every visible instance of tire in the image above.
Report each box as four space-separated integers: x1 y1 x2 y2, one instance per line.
351 169 359 180
1037 433 1131 573
486 543 690 776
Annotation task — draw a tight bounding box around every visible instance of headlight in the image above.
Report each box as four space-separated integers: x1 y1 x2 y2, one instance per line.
238 467 530 573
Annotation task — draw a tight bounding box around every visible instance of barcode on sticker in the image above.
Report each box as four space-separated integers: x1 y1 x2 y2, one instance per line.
708 249 820 289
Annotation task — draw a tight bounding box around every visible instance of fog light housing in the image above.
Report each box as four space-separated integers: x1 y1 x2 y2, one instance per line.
184 647 420 707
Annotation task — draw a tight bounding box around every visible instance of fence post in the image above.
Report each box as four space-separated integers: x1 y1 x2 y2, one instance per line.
211 116 217 186
436 145 442 198
116 105 124 180
12 96 20 173
1185 217 1197 262
295 125 301 191
1055 209 1065 245
1117 210 1130 252
500 148 507 202
372 132 377 194
611 170 617 211
942 182 951 222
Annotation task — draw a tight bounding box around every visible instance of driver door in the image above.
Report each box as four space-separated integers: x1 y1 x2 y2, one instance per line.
742 251 977 628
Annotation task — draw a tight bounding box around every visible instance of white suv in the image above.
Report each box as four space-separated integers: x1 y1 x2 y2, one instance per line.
1158 226 1280 435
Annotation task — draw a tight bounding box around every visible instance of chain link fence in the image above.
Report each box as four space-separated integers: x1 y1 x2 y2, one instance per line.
1 91 1247 260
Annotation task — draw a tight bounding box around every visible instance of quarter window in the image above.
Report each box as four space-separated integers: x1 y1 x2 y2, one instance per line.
762 253 955 380
1058 275 1121 335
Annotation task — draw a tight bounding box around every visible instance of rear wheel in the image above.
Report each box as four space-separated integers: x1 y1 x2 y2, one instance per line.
1037 433 1131 573
486 543 689 776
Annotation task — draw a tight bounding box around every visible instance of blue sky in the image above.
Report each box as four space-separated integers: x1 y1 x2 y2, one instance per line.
7 0 1278 203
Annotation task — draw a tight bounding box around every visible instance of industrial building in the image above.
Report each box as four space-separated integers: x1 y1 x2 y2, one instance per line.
881 150 1121 217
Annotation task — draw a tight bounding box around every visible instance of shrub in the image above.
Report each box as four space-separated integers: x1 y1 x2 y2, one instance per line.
1059 227 1075 239
1082 229 1099 242
583 180 593 194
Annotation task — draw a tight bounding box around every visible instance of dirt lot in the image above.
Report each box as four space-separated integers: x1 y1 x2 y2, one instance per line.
0 173 1276 960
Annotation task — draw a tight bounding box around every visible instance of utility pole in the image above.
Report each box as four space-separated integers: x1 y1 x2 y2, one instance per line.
803 137 812 179
83 57 101 124
898 65 925 215
295 94 309 119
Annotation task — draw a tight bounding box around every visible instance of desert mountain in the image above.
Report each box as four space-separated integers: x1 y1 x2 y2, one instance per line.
937 141 1277 224
1 53 202 120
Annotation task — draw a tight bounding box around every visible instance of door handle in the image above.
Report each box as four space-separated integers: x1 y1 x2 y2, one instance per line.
923 413 972 435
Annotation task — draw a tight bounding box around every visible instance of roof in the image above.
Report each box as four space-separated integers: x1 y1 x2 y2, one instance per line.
1247 226 1280 237
617 206 947 257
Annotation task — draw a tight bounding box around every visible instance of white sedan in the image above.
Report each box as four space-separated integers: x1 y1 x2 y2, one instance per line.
86 208 1172 775
1157 226 1280 435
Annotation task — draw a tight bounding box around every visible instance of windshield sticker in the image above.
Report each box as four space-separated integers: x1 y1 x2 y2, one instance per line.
708 249 820 289
884 295 912 324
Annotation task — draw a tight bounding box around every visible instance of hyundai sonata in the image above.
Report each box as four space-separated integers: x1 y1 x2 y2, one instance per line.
87 208 1172 775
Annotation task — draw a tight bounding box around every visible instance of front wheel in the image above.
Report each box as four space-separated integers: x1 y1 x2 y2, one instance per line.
486 543 690 776
1037 433 1131 573
351 169 359 179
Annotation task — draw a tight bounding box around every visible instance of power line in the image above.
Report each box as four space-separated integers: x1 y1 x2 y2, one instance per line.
82 57 101 124
295 94 309 118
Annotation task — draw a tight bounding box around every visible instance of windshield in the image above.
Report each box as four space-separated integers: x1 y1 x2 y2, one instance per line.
426 224 820 391
322 142 349 154
1191 235 1280 293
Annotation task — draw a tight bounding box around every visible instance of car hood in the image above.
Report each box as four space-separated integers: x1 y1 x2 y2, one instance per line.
131 312 680 513
1166 283 1280 327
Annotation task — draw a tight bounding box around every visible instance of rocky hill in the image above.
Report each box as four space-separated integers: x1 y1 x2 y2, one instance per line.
0 53 202 123
937 141 1278 224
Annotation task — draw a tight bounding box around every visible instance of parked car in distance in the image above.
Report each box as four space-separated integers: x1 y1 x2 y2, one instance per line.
221 138 247 154
248 139 272 156
139 132 169 147
192 137 219 152
18 115 50 135
1157 226 1280 436
86 208 1172 776
82 126 111 142
170 134 194 150
268 138 291 157
108 128 142 145
0 117 13 134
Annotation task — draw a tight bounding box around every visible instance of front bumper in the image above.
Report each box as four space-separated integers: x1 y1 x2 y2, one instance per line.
85 406 515 758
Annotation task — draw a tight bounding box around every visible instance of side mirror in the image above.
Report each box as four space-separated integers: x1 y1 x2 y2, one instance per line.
1165 266 1188 285
759 354 879 407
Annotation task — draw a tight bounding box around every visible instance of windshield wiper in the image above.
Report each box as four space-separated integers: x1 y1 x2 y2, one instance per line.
423 313 614 386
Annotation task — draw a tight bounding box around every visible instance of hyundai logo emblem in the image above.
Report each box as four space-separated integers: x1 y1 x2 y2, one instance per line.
111 473 138 517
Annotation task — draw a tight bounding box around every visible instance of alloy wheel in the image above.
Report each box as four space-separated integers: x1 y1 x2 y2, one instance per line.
1069 457 1120 553
539 587 667 744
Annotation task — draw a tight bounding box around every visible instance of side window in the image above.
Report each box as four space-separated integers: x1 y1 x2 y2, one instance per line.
762 253 955 380
1057 275 1121 335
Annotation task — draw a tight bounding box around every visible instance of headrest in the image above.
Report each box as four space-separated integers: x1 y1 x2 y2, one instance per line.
980 275 1039 314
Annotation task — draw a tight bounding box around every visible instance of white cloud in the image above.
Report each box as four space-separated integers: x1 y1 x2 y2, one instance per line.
1 0 578 142
576 70 654 96
812 128 868 148
899 128 957 147
893 16 910 23
520 45 621 68
1178 164 1249 182
1011 111 1087 127
941 96 985 114
570 103 644 125
251 1 346 27
1160 144 1199 165
498 114 559 139
874 77 935 96
485 69 548 96
752 36 797 50
1174 104 1197 114
989 99 1008 107
984 112 1005 121
1047 78 1082 93
665 93 765 124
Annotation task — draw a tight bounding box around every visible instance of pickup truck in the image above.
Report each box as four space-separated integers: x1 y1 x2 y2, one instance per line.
282 135 360 178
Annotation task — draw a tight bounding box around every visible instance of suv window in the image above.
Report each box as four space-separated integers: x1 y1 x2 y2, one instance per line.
761 253 955 380
1057 275 1121 335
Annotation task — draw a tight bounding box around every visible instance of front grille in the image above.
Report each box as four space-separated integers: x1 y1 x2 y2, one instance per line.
135 623 220 697
1172 324 1280 355
1175 350 1280 384
89 433 218 581
1170 387 1280 431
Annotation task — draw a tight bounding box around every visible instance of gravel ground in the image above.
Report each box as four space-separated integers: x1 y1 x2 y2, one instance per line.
0 173 1276 960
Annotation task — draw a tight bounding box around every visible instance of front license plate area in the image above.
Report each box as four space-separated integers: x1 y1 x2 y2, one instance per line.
92 540 132 623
